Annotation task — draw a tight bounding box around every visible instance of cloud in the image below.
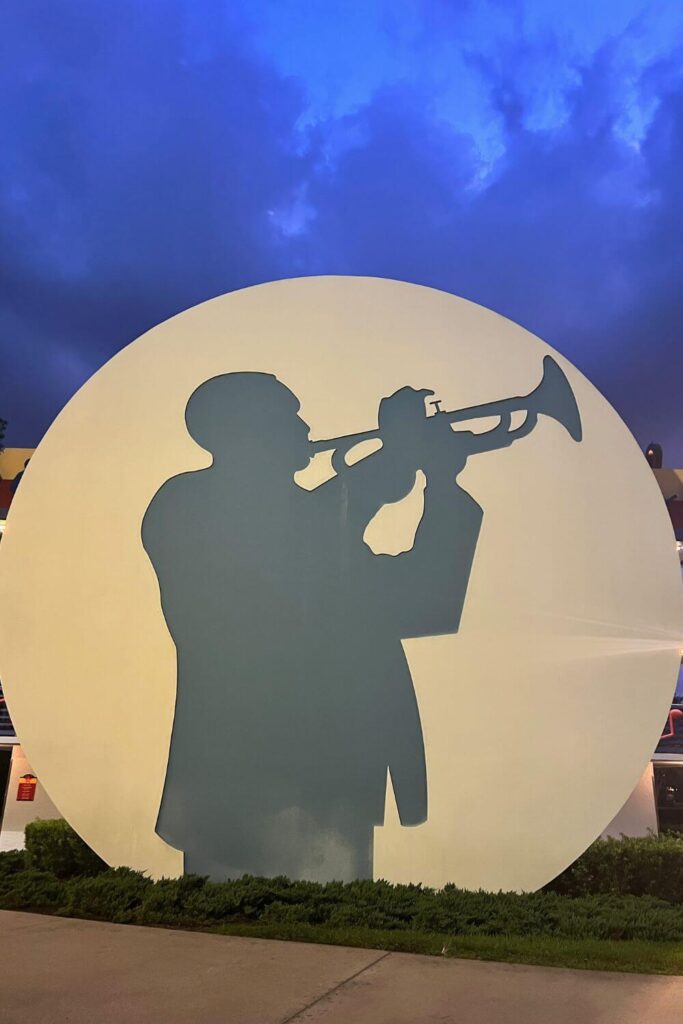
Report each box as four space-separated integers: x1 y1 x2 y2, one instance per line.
0 0 307 441
287 33 683 458
0 0 682 462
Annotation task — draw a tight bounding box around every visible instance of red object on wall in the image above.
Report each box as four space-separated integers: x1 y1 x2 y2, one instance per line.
16 774 37 801
0 479 13 509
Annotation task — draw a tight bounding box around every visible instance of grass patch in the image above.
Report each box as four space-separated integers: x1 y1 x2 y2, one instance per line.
202 922 683 974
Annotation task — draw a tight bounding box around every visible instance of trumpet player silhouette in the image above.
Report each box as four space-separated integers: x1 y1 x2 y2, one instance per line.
142 359 581 882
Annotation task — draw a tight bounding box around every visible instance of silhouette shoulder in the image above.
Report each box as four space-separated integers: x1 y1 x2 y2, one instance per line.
142 470 204 545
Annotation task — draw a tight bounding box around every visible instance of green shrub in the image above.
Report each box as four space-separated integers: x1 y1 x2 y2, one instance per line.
546 834 683 902
3 859 683 941
407 888 683 942
25 819 107 879
0 849 27 877
63 868 153 923
0 868 64 912
137 874 207 925
225 882 683 942
184 876 294 922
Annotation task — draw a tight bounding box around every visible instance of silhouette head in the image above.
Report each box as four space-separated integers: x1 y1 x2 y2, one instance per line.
185 372 311 477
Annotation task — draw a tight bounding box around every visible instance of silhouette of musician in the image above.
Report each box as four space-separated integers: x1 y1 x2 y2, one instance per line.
142 362 580 881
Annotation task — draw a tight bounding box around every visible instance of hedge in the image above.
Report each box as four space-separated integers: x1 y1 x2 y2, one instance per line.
4 855 683 942
21 820 683 902
546 834 683 903
3 822 683 945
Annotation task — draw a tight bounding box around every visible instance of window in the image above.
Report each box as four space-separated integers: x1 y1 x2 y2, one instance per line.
654 765 683 833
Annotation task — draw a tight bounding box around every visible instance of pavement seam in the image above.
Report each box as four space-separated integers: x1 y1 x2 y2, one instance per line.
279 951 392 1023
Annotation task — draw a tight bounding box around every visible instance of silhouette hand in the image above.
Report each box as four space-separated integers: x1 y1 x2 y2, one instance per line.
378 386 434 432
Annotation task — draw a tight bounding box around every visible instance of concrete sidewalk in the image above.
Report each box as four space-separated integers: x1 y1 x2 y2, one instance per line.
1 910 682 1023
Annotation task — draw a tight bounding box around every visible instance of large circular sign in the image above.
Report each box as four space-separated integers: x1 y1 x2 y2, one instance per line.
0 277 680 891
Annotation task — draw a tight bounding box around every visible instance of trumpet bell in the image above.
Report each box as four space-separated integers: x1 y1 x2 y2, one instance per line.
445 354 582 443
534 356 582 442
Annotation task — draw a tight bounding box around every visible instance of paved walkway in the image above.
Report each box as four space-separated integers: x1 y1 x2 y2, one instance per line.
1 910 682 1023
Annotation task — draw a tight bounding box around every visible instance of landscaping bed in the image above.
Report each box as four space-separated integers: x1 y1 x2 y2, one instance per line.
2 822 683 974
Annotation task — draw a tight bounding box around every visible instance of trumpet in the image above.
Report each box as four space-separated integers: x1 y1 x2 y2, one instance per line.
309 355 582 460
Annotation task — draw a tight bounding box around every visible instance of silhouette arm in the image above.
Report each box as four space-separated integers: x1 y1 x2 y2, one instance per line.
370 474 483 639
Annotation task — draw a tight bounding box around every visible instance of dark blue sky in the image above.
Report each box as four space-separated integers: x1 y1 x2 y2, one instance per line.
1 0 682 460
